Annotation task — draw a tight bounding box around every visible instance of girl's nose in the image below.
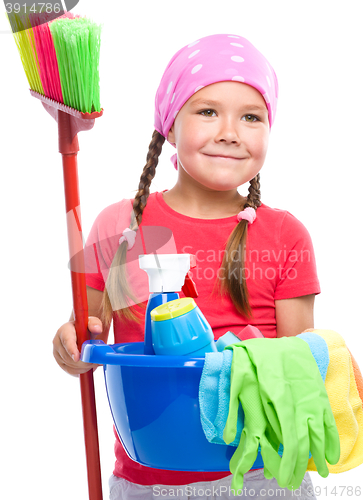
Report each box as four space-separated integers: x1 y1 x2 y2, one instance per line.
215 118 241 144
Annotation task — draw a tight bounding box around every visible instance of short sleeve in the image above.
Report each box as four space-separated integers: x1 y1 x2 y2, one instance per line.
274 212 321 300
83 199 134 292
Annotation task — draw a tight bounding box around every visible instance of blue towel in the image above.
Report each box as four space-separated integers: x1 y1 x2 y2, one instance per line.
199 350 243 446
199 332 329 451
199 352 223 444
297 332 329 382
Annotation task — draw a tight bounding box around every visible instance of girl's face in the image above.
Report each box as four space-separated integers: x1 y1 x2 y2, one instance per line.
167 81 270 192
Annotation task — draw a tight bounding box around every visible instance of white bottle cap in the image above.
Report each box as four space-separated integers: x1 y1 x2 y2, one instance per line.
139 254 191 293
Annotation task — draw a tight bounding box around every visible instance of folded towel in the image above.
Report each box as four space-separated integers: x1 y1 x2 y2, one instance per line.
199 333 323 449
199 329 363 476
199 352 224 444
305 329 363 473
215 332 241 352
199 350 243 446
297 331 329 382
214 350 244 444
200 332 329 444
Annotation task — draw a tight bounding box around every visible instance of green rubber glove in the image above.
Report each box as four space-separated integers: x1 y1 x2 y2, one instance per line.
223 345 284 492
240 337 340 490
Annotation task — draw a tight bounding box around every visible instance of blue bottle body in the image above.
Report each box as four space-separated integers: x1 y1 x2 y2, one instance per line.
151 301 218 356
144 292 179 354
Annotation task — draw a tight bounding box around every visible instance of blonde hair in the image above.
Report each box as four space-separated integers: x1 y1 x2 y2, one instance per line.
101 130 165 326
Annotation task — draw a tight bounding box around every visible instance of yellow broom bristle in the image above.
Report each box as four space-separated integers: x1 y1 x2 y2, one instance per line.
7 13 44 94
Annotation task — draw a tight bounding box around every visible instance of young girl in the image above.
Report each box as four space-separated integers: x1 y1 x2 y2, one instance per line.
53 34 319 499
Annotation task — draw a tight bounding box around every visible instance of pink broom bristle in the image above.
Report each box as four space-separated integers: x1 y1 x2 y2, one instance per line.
32 19 63 102
29 11 76 103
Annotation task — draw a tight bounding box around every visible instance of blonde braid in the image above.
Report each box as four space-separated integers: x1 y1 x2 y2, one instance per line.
101 130 165 325
219 174 261 318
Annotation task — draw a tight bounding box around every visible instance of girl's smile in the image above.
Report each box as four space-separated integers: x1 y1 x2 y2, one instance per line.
203 154 246 160
167 81 270 193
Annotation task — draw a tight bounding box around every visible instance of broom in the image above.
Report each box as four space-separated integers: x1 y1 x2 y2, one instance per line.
8 10 103 500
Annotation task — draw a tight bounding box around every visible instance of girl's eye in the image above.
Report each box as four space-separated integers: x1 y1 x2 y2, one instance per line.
199 109 216 117
243 114 259 122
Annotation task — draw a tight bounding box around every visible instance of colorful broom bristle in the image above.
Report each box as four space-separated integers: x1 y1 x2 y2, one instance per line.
8 12 102 114
50 18 102 113
7 12 44 94
31 12 76 103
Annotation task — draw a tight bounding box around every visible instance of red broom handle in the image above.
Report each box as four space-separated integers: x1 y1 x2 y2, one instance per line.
59 110 103 500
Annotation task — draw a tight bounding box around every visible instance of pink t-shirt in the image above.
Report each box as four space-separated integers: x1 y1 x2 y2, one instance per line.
84 191 320 485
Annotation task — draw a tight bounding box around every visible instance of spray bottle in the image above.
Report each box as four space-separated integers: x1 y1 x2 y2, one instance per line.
139 254 199 354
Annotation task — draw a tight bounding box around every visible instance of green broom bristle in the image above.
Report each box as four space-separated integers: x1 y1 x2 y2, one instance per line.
49 17 102 113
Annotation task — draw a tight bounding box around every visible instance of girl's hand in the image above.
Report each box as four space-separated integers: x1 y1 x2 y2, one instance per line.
53 317 103 376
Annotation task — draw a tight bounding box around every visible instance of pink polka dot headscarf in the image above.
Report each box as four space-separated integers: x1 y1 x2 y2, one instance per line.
154 34 279 167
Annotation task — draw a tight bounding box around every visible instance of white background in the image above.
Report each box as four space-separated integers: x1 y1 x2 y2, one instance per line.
1 0 363 498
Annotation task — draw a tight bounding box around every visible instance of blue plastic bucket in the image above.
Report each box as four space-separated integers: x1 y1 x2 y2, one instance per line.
81 340 264 471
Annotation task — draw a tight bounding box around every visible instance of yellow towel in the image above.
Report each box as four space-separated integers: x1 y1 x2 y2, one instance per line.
306 329 363 473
